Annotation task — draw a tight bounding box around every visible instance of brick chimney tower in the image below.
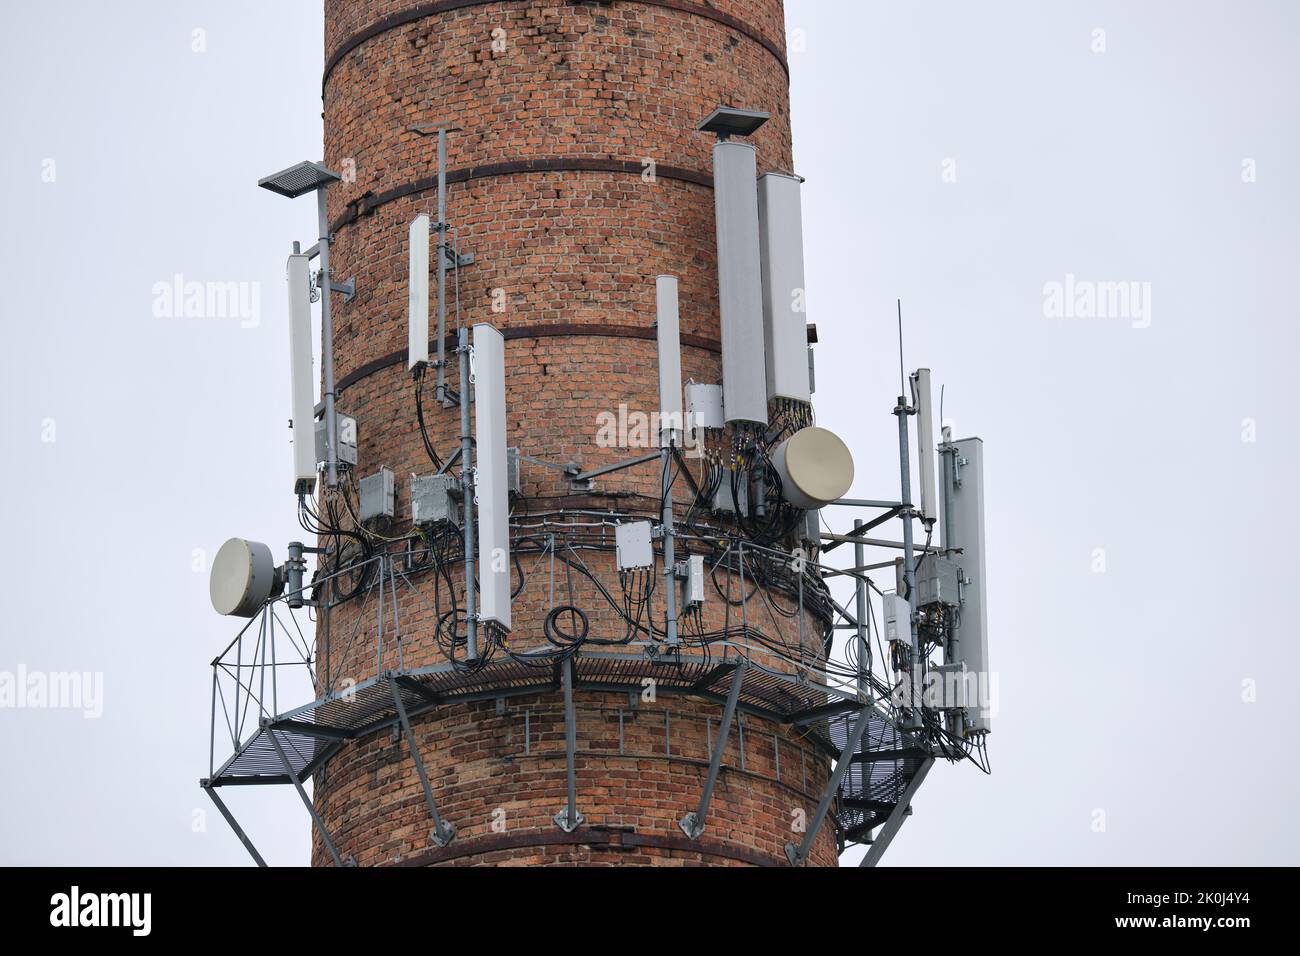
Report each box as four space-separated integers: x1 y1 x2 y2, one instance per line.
312 0 837 867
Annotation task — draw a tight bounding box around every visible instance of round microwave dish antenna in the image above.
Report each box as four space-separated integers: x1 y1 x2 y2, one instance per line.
773 426 855 510
210 538 278 617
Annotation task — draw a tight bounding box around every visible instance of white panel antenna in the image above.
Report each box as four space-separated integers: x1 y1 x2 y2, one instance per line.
655 276 683 445
943 436 990 734
758 173 811 403
911 368 937 523
473 323 511 634
408 214 430 370
286 253 317 495
712 140 768 427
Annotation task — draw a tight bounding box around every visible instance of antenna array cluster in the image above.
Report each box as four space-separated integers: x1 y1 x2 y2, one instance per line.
201 108 992 868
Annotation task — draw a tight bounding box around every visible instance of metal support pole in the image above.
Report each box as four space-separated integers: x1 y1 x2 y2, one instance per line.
316 187 339 488
458 326 478 661
679 661 746 839
265 721 349 867
854 520 869 700
388 676 456 847
435 129 450 406
661 445 679 647
553 657 584 832
858 757 934 867
286 540 305 610
784 705 873 866
201 782 268 867
895 396 922 728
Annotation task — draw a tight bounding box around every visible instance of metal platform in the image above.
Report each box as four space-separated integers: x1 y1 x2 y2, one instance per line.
201 525 944 866
212 649 848 784
204 640 929 867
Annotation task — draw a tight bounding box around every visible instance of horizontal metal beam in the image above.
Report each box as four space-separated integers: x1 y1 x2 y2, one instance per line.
827 498 904 509
206 772 293 787
819 532 941 553
269 719 352 741
841 797 899 814
570 451 662 484
852 747 930 764
820 506 903 552
790 699 864 726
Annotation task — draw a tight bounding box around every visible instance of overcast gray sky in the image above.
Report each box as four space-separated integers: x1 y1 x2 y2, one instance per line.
1 0 1296 866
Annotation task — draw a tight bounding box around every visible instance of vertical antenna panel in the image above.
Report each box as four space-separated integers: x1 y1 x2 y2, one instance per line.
473 323 511 633
408 214 430 369
286 253 316 494
758 173 812 403
911 368 937 522
712 141 768 426
656 275 683 444
946 437 989 733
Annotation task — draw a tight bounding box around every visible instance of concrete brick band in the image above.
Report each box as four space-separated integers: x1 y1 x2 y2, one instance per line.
392 828 790 866
333 322 720 405
330 157 713 234
323 0 789 95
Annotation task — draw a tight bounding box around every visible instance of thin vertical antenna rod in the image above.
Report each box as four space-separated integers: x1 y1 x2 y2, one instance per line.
897 298 905 397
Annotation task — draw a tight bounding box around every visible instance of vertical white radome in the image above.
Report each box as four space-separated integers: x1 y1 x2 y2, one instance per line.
944 436 989 734
473 323 511 633
656 275 683 445
712 141 768 427
286 253 316 494
911 368 937 523
758 172 812 404
408 214 430 369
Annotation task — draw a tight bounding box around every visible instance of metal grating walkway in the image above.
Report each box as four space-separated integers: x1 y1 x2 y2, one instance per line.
207 647 927 852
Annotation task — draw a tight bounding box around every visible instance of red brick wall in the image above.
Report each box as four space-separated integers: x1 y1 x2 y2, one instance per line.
313 0 838 867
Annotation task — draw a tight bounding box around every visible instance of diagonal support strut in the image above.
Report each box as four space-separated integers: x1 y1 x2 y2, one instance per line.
388 673 456 847
200 779 267 867
264 720 352 867
785 705 879 866
679 661 746 840
553 656 585 832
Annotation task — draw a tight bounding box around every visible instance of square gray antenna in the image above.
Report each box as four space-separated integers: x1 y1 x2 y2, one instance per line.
698 107 770 139
258 161 342 198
